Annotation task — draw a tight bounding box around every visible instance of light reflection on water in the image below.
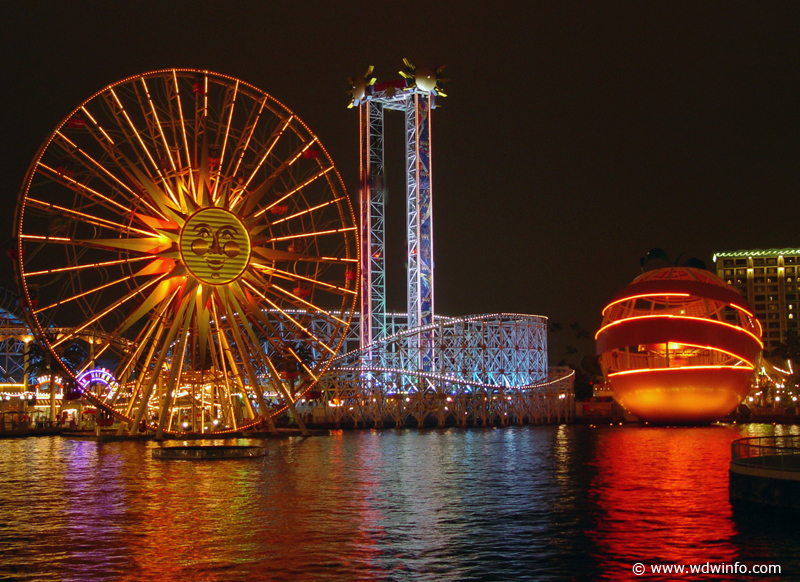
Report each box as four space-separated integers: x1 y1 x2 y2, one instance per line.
1 424 799 581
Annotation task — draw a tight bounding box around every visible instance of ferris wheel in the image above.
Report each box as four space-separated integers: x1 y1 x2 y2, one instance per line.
13 69 358 435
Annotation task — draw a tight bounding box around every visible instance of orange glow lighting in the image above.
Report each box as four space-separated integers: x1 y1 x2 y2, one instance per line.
595 314 763 348
663 342 756 368
270 227 357 242
25 256 151 277
602 293 691 315
609 364 753 378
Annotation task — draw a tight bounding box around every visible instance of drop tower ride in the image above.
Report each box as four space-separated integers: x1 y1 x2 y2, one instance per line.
349 60 447 364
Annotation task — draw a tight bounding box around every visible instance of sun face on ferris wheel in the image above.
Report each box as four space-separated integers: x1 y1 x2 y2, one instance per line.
14 69 358 434
180 208 251 284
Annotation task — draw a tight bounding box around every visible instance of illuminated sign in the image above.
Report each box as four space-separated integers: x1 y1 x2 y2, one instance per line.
77 368 118 395
179 208 251 285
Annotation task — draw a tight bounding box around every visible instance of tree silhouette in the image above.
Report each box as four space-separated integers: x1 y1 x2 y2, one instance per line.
640 248 706 272
769 330 800 392
25 334 87 422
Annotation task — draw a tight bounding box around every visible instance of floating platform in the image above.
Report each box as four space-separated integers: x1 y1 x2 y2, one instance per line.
152 445 267 460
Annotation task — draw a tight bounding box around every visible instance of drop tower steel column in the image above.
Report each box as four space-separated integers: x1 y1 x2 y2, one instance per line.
358 100 387 355
405 92 434 371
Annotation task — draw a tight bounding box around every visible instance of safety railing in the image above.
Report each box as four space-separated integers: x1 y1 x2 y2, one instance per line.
731 436 800 473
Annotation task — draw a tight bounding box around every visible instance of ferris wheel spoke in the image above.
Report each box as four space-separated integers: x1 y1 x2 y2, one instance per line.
210 80 239 201
229 114 296 210
86 99 183 212
242 136 319 208
24 197 155 238
268 196 348 226
242 278 347 326
50 273 171 349
24 256 152 278
155 298 194 434
116 275 184 336
18 234 173 260
264 267 355 297
77 106 122 152
152 74 187 175
137 76 181 175
221 288 295 359
129 292 191 434
218 296 275 411
226 95 270 189
35 161 144 218
221 287 287 360
117 295 175 400
32 273 137 315
247 263 355 299
169 70 198 202
249 245 355 266
105 87 171 184
251 165 334 219
51 131 166 219
72 236 173 255
263 226 357 246
209 296 243 392
256 294 337 357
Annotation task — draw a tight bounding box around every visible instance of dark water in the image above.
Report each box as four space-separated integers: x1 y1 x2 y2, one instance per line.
1 424 799 581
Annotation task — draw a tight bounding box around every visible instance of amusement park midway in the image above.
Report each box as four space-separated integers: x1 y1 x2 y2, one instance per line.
1 3 800 582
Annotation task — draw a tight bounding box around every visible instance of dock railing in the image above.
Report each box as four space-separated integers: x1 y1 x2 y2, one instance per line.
731 436 800 473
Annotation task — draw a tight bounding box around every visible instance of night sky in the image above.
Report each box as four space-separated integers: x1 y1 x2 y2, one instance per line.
2 2 799 362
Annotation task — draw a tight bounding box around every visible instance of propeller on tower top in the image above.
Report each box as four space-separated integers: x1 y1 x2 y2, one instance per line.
347 66 377 108
399 59 448 98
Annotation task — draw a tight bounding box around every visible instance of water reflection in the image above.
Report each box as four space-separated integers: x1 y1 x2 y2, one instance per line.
586 423 800 581
0 425 799 581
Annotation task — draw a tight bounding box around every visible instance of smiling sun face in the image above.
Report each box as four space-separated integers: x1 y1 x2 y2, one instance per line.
179 208 251 285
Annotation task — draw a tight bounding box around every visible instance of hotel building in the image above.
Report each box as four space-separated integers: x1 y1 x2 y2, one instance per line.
713 249 800 349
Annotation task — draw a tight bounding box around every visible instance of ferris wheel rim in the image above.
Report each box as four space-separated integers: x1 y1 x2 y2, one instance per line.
13 69 358 434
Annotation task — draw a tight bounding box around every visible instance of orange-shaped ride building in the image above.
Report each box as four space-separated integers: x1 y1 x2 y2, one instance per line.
596 267 762 423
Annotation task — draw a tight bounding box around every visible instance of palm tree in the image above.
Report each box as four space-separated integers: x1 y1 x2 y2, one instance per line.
25 334 87 423
769 330 800 393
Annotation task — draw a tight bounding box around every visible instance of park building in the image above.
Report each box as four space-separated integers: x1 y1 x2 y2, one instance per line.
713 248 800 349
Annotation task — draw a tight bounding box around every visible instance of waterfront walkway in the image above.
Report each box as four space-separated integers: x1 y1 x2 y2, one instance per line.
730 435 800 509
